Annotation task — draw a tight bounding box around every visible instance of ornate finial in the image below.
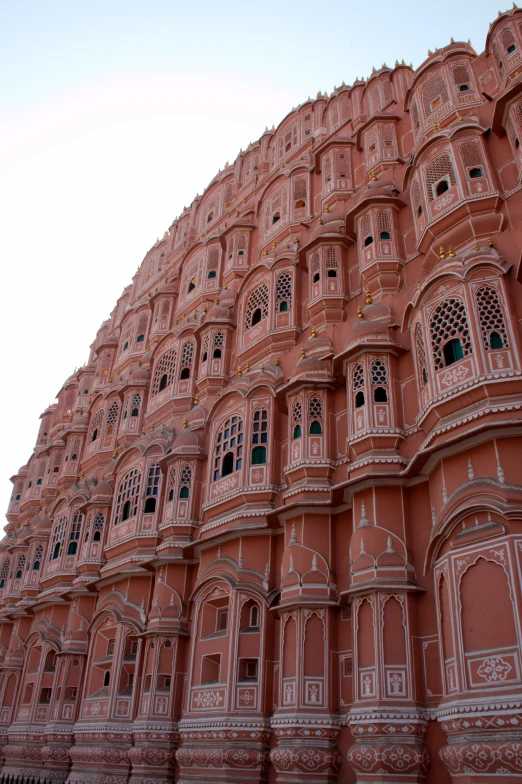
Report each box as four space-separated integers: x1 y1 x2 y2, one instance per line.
450 36 455 43
324 204 329 213
448 247 456 258
237 365 243 377
370 171 377 182
215 296 219 304
289 522 298 546
223 282 228 290
175 317 179 325
311 325 317 338
488 237 494 248
474 241 480 251
468 459 474 480
497 460 505 483
301 348 306 359
260 364 265 372
263 248 268 256
416 278 421 288
395 59 399 67
365 288 373 305
428 49 433 56
163 231 169 238
439 246 446 260
245 362 250 372
183 417 188 429
272 240 276 249
357 306 363 319
194 394 199 405
112 450 118 459
318 217 323 225
275 357 280 366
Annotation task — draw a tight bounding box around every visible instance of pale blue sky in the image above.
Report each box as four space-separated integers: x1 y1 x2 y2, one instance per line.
0 0 499 515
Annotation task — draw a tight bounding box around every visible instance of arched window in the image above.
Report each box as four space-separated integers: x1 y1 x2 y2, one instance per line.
353 363 365 408
89 409 104 443
374 387 388 402
475 286 509 351
425 153 457 202
250 604 259 627
67 513 82 555
188 277 196 293
360 214 373 248
180 341 194 380
15 555 25 579
144 462 161 513
311 252 321 283
179 464 192 498
355 391 365 408
292 399 302 439
276 272 292 313
422 72 450 118
105 401 119 436
131 393 142 418
213 416 244 481
33 544 43 571
49 516 67 561
377 210 392 242
370 359 388 387
92 513 104 542
104 671 111 687
251 407 269 464
430 298 472 370
0 558 10 589
415 323 429 387
135 313 148 345
152 348 177 395
325 247 338 278
245 284 269 331
206 246 220 280
166 467 176 503
114 468 141 525
308 395 323 435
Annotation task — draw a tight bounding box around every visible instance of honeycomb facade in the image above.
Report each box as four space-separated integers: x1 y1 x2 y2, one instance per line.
3 10 522 784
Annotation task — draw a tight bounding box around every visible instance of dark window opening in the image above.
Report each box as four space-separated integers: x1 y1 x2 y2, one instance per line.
251 446 267 465
374 386 388 402
71 453 77 460
295 199 306 208
179 486 189 498
16 570 22 579
516 138 520 149
355 391 365 408
33 560 40 571
15 494 21 500
36 478 42 485
93 531 101 542
90 429 98 443
417 205 423 217
313 272 321 283
222 452 234 477
293 424 302 439
144 497 156 514
159 373 168 392
435 179 449 197
238 249 245 255
443 338 464 366
251 308 262 326
52 543 61 560
180 367 190 380
0 580 4 589
202 351 208 362
490 331 504 349
123 341 129 351
131 407 139 417
364 235 374 247
459 84 470 92
188 278 196 293
67 541 78 556
212 348 222 359
168 489 174 502
309 420 322 435
207 212 214 223
327 269 337 278
379 231 391 240
279 300 289 312
469 167 484 178
121 500 131 522
136 334 145 342
422 368 428 386
508 43 517 54
208 270 217 279
104 671 111 687
272 212 280 224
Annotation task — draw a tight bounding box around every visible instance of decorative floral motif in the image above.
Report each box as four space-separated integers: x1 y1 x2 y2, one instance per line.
193 690 224 708
477 656 512 682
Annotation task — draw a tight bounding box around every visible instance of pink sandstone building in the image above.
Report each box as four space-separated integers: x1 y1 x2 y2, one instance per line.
4 9 522 784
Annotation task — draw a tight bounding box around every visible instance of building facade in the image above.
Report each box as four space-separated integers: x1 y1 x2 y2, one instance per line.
3 10 522 784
